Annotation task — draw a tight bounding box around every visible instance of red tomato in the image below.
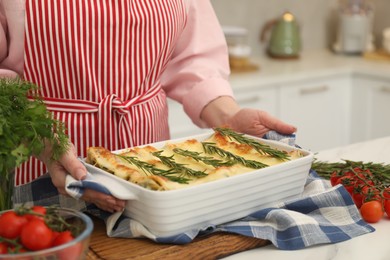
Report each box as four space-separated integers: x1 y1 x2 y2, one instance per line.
53 231 83 260
20 219 53 251
25 205 47 221
57 243 83 260
384 199 390 218
352 167 372 177
52 231 74 247
52 231 60 242
330 171 343 186
6 246 28 254
0 242 8 254
0 211 28 239
341 169 355 177
338 176 356 195
360 200 384 223
352 192 364 208
362 186 382 203
382 188 390 200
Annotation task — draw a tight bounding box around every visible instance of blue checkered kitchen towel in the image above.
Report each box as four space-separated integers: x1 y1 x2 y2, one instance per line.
12 132 374 250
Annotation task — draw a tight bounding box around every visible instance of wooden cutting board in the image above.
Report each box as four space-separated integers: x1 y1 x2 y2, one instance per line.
87 217 270 260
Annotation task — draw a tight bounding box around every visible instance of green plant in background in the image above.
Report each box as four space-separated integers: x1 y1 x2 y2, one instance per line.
0 78 69 211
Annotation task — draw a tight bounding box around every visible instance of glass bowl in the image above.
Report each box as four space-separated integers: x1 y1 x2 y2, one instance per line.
0 207 93 260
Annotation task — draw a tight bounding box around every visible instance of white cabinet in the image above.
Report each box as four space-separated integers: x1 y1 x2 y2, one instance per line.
168 73 390 151
167 99 209 139
233 86 278 117
168 87 278 139
351 76 390 142
279 77 351 152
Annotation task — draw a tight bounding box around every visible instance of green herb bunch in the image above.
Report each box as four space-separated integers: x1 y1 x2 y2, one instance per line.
0 78 70 210
312 159 390 184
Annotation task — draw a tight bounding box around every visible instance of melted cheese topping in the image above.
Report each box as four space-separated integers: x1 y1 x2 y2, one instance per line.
86 132 304 191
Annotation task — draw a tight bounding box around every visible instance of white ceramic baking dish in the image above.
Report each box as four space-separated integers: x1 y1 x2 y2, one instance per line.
84 132 314 237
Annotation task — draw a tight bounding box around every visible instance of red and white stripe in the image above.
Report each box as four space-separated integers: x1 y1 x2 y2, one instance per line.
16 0 187 185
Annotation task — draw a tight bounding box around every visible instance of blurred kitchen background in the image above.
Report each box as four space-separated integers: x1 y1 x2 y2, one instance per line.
168 0 390 153
210 0 390 55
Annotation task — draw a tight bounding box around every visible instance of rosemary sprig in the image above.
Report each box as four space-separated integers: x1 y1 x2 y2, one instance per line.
312 159 390 184
152 151 208 178
173 148 235 168
214 127 290 161
118 155 190 184
202 142 268 169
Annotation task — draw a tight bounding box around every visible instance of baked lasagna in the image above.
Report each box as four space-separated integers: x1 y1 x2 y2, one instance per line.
86 128 304 191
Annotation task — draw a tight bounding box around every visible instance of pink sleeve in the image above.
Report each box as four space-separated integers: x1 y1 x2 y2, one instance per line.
0 1 25 77
160 0 234 128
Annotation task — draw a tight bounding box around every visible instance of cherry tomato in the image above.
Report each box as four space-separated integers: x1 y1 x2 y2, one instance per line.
330 171 343 186
53 231 82 260
25 205 47 221
52 231 60 242
52 231 74 247
20 219 53 251
355 170 373 184
0 211 28 239
362 186 382 203
360 200 384 223
0 242 8 254
352 167 372 178
384 200 390 218
7 246 28 254
337 176 356 195
352 192 364 208
382 188 390 200
57 243 83 260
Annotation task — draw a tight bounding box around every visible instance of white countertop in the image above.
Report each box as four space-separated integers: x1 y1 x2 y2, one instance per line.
224 136 390 260
229 49 390 89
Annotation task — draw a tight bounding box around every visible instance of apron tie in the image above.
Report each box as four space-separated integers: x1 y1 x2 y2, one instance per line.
98 94 134 149
41 86 162 149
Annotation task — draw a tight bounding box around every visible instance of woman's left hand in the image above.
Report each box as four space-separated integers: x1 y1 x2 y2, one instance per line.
201 96 296 137
226 108 296 137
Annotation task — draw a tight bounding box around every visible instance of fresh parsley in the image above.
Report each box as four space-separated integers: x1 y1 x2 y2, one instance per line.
0 78 70 210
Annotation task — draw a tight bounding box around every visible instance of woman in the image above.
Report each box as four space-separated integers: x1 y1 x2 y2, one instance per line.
0 0 296 212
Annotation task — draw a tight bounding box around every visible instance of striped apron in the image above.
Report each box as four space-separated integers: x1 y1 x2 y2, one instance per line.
16 0 187 185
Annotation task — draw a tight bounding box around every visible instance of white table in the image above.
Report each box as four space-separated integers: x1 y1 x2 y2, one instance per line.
225 136 390 260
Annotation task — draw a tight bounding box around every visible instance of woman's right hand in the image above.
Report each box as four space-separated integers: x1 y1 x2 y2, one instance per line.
81 189 126 213
38 142 126 213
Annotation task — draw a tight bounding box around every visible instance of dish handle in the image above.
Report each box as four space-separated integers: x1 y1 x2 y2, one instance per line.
65 170 138 201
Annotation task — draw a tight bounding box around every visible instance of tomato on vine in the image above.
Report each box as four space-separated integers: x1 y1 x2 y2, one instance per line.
52 231 82 260
352 192 364 209
0 205 81 256
312 160 390 224
337 176 356 195
362 186 382 203
0 242 8 254
330 171 343 186
0 211 28 239
25 205 47 221
360 200 384 223
20 219 54 251
384 199 390 218
52 231 74 247
383 188 390 200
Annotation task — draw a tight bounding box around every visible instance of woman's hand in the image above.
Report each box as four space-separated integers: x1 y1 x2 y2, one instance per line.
226 108 296 137
80 189 126 213
38 142 125 213
200 96 296 137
